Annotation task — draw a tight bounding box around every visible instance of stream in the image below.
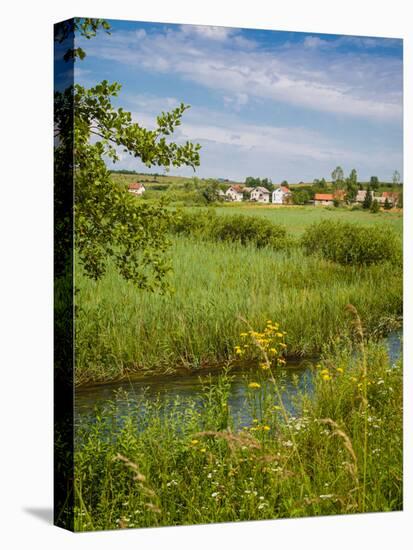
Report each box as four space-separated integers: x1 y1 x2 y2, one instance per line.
75 331 402 430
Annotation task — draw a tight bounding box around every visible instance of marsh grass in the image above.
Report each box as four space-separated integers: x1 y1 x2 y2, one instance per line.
75 237 402 384
74 339 402 531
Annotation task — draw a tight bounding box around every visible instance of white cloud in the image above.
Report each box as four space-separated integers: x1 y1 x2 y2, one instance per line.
81 25 402 121
179 24 234 42
119 101 401 181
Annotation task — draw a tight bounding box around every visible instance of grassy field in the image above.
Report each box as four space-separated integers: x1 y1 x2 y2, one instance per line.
75 214 402 385
73 340 402 531
71 199 403 533
198 204 403 235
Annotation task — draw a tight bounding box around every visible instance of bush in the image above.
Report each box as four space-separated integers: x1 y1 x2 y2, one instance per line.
171 211 289 250
370 199 380 213
301 220 402 266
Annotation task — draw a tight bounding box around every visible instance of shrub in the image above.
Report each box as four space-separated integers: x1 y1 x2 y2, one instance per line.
171 211 289 250
212 214 287 249
370 199 380 213
301 220 402 266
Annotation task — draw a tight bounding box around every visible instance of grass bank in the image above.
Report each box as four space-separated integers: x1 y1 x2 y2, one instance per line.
75 236 402 385
73 340 402 531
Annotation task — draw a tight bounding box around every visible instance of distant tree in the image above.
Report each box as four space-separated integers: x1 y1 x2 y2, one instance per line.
384 197 392 210
362 189 373 209
333 198 341 208
397 188 403 208
370 199 380 213
281 180 289 187
370 176 380 191
245 176 260 187
312 178 319 185
292 190 310 205
202 180 223 203
392 170 401 187
331 166 344 188
319 177 327 188
348 168 357 184
261 177 274 192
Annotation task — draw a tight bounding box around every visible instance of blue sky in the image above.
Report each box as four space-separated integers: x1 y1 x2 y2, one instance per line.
73 19 403 182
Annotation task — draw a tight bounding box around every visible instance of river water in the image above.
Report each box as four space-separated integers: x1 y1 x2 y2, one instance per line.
75 331 402 429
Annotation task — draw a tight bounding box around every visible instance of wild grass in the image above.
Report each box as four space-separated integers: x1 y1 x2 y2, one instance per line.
73 338 402 531
75 236 402 385
204 204 403 236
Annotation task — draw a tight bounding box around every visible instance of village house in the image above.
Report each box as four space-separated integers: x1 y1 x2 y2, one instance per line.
243 186 254 197
355 189 367 203
250 186 270 203
314 193 334 206
225 184 244 202
272 186 292 205
334 189 347 202
377 191 399 206
128 182 146 196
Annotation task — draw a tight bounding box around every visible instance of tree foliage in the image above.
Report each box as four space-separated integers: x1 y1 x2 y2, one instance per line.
245 176 273 191
331 166 344 188
384 197 392 210
54 19 201 291
55 18 111 61
370 199 380 214
392 170 401 186
362 189 373 210
369 176 380 191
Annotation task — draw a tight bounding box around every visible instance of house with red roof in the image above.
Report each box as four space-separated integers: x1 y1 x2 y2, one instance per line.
314 193 334 206
377 191 399 206
225 184 244 202
128 182 146 196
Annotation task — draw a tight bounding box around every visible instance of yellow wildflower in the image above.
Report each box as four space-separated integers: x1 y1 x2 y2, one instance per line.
336 367 344 373
191 439 199 445
322 374 331 381
248 382 261 389
262 425 271 431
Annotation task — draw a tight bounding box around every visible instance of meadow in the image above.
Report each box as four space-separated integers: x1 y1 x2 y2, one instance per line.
72 199 403 532
75 207 402 385
74 338 402 531
197 203 403 235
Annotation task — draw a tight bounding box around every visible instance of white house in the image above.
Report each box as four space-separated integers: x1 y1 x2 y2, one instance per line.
250 186 270 203
225 185 244 202
128 182 146 196
272 186 291 204
355 189 375 203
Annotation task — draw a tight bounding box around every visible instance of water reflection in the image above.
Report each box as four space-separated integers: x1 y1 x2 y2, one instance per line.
75 331 402 431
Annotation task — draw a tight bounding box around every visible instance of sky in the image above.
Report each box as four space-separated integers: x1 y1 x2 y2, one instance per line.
73 19 403 182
